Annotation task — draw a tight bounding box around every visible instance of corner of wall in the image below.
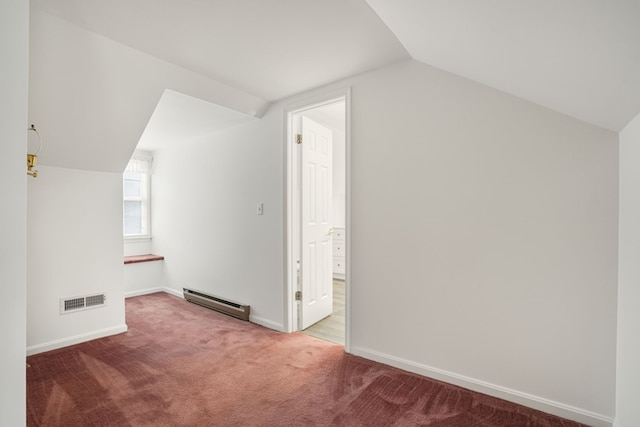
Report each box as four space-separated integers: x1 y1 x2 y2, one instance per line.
616 111 640 427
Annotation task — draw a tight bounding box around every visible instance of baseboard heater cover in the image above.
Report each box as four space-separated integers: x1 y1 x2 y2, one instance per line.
183 288 250 321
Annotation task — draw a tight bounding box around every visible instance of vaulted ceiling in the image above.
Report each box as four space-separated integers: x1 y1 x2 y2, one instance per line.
30 0 409 103
31 0 640 142
366 0 640 132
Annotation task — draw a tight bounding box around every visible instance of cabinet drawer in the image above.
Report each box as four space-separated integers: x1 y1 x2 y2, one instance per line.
333 241 345 256
333 228 345 241
333 257 345 274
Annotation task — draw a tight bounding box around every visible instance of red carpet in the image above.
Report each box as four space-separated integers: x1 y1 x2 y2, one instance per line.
27 292 586 426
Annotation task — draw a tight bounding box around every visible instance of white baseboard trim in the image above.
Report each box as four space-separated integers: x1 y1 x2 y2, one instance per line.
27 324 128 356
249 315 284 332
349 346 613 427
162 287 183 298
26 290 285 357
125 287 183 299
127 289 283 332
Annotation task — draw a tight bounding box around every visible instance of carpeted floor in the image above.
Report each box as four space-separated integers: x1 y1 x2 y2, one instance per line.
27 292 586 426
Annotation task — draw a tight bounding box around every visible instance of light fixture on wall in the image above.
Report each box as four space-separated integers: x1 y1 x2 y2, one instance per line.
27 124 42 178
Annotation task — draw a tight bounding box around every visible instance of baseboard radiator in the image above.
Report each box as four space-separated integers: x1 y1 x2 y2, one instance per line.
183 288 250 321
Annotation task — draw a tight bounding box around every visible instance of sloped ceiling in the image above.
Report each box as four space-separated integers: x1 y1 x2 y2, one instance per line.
29 0 640 174
136 90 258 152
29 0 410 173
29 8 267 173
365 0 640 132
30 0 410 102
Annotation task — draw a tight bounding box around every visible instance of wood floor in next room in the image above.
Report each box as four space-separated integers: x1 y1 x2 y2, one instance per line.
303 279 345 345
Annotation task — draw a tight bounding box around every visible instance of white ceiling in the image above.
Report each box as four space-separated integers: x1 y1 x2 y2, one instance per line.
31 0 640 133
365 0 640 132
30 0 409 103
137 90 257 152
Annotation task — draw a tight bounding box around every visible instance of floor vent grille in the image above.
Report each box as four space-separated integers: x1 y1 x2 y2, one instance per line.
60 293 107 314
183 288 250 321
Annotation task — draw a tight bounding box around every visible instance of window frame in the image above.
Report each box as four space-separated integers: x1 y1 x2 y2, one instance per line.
123 153 152 240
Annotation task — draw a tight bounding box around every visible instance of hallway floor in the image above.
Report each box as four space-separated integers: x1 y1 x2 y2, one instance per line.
303 280 345 345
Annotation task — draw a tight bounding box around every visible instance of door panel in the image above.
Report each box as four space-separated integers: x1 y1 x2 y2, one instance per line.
301 116 333 329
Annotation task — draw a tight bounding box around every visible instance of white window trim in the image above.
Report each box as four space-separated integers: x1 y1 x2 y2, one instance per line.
123 151 152 239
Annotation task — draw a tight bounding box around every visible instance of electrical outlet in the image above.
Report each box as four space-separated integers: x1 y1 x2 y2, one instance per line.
257 202 264 215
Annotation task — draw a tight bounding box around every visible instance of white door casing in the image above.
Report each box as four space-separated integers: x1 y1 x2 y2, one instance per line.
300 116 333 329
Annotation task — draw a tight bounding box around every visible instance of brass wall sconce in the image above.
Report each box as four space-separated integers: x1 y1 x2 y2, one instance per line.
27 124 42 178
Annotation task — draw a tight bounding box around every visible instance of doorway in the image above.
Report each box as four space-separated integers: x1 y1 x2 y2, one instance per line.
285 90 349 349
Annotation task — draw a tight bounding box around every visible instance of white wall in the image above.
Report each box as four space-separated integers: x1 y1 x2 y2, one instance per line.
151 109 284 330
0 1 28 424
333 129 346 227
27 166 127 354
124 239 153 257
348 61 618 425
124 261 166 297
616 112 640 427
145 59 618 425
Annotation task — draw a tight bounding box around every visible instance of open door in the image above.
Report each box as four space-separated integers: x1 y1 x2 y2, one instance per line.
300 116 333 329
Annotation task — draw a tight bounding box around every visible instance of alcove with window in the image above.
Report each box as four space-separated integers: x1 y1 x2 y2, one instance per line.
123 150 164 296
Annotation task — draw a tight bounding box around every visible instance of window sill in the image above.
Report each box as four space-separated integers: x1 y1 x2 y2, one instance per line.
124 254 164 265
124 236 152 243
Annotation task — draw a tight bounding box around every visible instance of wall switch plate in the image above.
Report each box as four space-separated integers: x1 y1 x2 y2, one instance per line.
257 202 264 215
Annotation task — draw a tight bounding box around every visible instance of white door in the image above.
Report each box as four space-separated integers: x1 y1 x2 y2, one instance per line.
300 116 333 329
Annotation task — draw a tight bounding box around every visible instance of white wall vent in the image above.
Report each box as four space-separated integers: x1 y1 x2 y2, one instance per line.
60 293 107 314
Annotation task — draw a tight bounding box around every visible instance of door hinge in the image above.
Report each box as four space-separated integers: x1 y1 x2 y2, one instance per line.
296 134 302 144
295 290 302 301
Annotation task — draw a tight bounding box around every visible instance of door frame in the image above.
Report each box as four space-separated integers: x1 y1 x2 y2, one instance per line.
283 86 351 352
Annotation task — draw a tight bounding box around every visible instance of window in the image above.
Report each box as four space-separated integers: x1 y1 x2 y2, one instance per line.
123 151 152 238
